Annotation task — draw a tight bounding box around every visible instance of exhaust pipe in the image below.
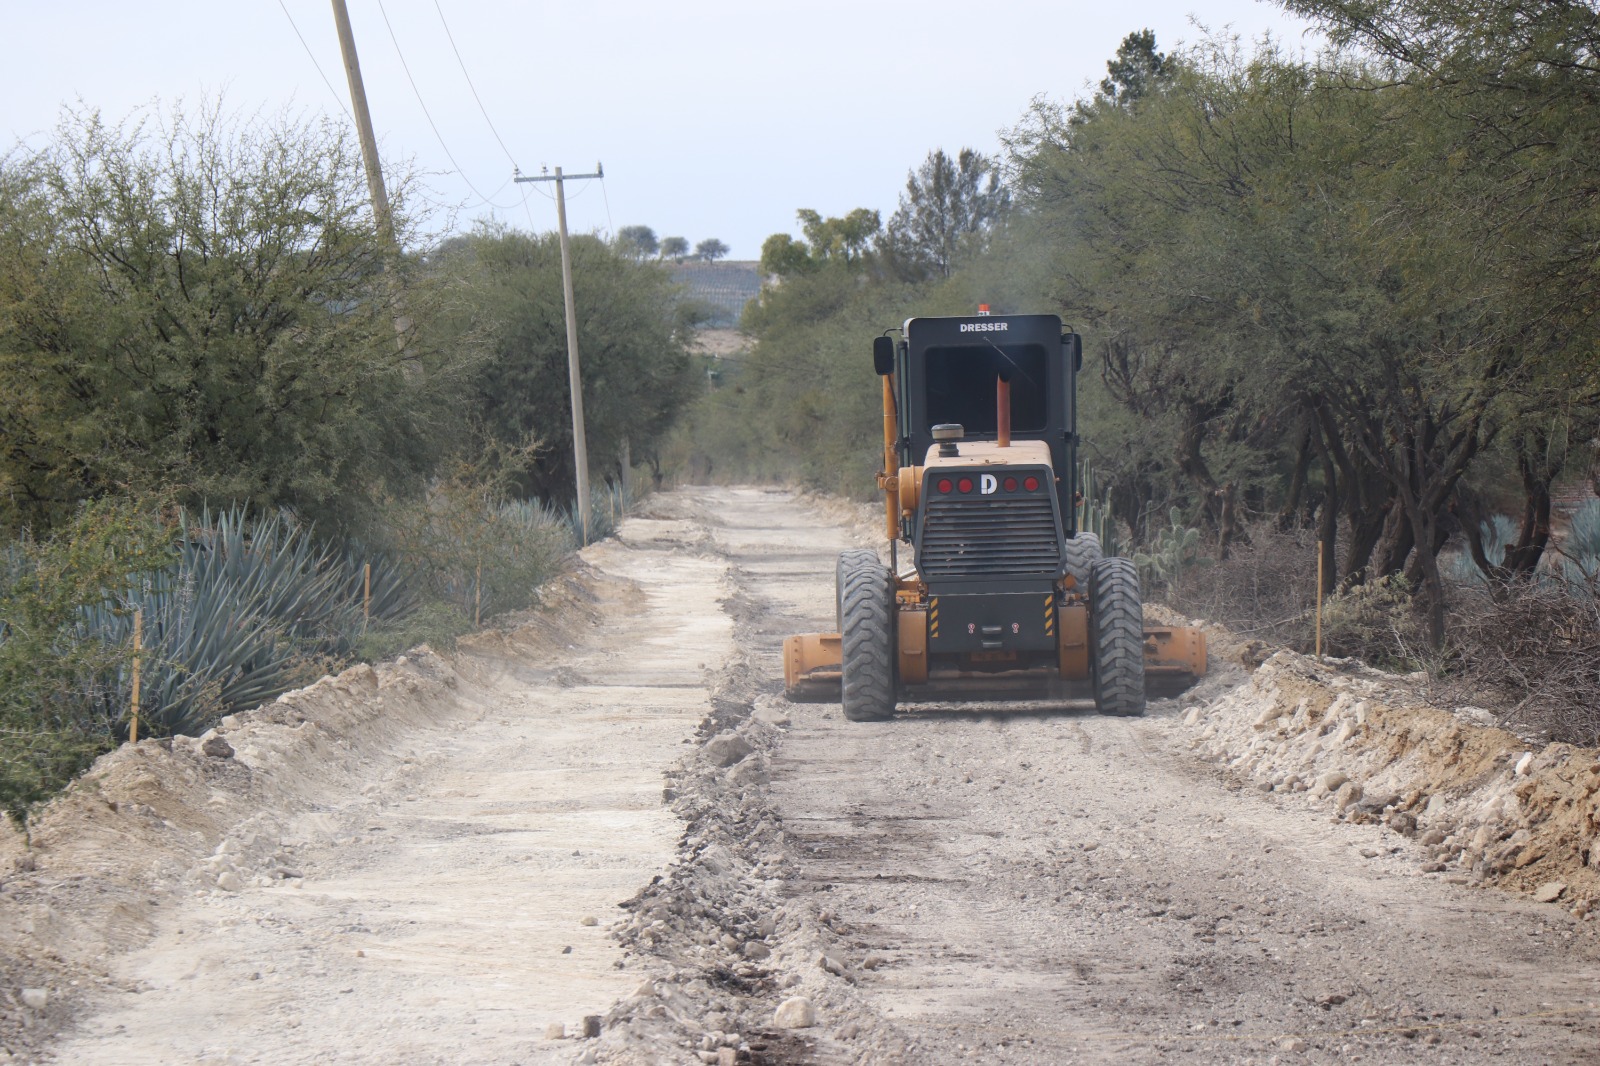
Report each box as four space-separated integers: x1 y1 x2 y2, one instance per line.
997 374 1011 448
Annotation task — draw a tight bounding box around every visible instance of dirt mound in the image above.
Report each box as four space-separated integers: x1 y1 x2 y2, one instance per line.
1177 637 1600 915
0 562 619 1058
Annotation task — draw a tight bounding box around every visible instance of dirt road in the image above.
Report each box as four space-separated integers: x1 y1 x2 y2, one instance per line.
17 487 1600 1064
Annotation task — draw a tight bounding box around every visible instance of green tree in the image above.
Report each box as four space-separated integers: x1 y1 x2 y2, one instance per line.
758 209 881 278
0 102 462 536
434 226 697 501
615 224 659 259
1098 28 1173 105
694 237 730 262
661 235 690 263
880 148 1010 280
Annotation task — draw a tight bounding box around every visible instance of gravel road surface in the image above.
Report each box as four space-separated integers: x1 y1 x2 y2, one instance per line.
20 487 1600 1065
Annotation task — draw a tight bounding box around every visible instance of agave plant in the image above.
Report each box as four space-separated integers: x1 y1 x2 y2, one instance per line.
79 569 306 737
76 505 422 738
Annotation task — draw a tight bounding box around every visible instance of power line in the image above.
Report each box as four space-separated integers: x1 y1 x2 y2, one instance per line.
431 0 519 171
276 0 354 122
373 0 519 210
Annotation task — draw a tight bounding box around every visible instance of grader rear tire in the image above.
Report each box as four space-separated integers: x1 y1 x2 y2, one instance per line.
1090 557 1146 717
839 552 896 722
1063 531 1103 591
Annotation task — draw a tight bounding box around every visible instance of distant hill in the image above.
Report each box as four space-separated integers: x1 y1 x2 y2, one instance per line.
671 260 762 328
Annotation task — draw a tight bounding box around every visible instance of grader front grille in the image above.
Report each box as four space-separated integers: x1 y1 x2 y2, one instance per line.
918 492 1061 578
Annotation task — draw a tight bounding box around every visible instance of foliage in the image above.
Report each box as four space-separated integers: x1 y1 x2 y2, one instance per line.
694 238 729 263
661 236 690 263
1319 575 1426 668
430 226 699 503
615 225 659 259
759 209 882 278
1436 576 1600 747
0 498 175 817
880 148 1010 281
1166 522 1319 648
80 505 411 739
1098 29 1174 105
0 100 465 537
379 470 570 625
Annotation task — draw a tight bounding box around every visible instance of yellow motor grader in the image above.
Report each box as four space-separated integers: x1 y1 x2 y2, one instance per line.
783 311 1206 718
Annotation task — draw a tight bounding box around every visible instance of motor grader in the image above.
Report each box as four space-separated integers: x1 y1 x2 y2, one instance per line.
783 310 1206 718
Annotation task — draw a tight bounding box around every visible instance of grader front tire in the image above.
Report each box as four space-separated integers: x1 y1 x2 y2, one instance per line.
1090 557 1146 717
836 548 879 631
838 552 896 722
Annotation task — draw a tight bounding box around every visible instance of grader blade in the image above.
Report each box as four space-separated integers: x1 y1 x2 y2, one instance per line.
1143 625 1208 697
783 632 842 701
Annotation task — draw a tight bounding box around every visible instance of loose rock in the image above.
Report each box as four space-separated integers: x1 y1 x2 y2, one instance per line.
216 871 243 892
201 735 235 759
704 731 753 767
581 1014 602 1038
579 915 598 927
20 988 47 1010
544 1022 566 1040
1334 781 1363 811
1534 881 1566 904
774 996 816 1028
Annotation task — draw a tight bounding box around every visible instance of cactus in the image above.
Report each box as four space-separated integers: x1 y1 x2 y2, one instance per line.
1076 459 1119 557
1133 507 1211 590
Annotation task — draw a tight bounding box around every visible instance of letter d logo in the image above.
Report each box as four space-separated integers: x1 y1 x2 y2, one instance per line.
980 474 998 495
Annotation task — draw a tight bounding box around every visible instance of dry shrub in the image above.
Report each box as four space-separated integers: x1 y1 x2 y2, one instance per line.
1165 524 1319 648
1435 578 1600 746
1319 574 1431 667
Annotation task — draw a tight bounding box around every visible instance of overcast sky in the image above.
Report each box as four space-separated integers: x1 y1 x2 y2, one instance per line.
7 1 1322 259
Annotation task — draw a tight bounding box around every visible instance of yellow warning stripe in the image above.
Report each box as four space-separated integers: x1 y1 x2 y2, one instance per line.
929 597 939 638
1044 594 1055 635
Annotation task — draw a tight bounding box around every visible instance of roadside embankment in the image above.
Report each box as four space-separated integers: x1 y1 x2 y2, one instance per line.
1172 619 1599 916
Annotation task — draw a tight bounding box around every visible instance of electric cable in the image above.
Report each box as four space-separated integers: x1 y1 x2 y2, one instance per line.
431 0 519 171
276 0 355 121
599 174 615 238
374 0 520 210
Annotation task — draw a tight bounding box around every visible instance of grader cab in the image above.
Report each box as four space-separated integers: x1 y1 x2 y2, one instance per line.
783 311 1206 718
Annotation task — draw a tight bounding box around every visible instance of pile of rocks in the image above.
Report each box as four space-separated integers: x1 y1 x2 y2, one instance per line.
1179 648 1600 916
589 678 904 1064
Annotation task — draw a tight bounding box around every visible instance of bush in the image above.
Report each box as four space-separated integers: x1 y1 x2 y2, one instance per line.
1319 574 1427 668
1165 523 1318 647
380 476 570 625
0 499 175 817
1434 577 1600 746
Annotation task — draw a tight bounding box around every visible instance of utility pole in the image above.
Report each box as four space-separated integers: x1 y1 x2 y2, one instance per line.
329 0 395 251
515 164 603 544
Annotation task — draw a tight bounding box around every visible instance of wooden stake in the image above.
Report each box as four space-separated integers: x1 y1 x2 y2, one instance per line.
130 608 142 745
1315 541 1324 662
363 562 372 634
